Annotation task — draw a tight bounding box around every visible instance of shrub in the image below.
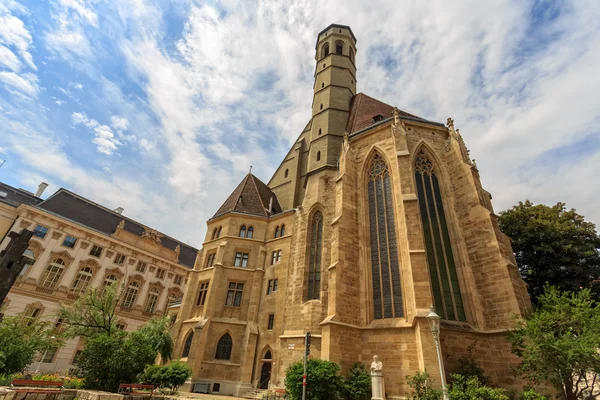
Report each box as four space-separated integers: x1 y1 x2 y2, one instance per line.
285 358 343 400
448 374 508 400
519 389 548 400
454 342 489 386
138 362 192 394
343 363 371 400
406 371 442 400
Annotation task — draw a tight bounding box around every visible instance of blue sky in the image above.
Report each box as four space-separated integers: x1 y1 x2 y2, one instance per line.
0 0 599 247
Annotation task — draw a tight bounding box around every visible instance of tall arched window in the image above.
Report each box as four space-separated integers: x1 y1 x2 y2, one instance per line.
367 154 403 319
322 43 329 58
121 281 139 308
274 226 279 238
335 40 343 55
239 225 247 238
415 150 466 321
103 274 117 289
217 226 222 238
280 224 285 236
316 151 321 161
71 267 93 293
144 288 160 313
307 211 323 300
247 226 254 239
182 331 193 358
212 228 217 240
215 333 233 360
39 259 65 289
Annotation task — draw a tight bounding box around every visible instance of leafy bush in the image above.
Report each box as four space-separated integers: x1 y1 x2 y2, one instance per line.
448 374 508 400
343 363 371 400
454 343 489 385
138 362 192 394
63 376 86 389
285 358 343 400
519 389 548 400
406 371 442 400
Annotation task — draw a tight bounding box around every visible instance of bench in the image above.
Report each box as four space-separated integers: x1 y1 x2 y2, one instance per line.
118 384 155 397
10 379 64 394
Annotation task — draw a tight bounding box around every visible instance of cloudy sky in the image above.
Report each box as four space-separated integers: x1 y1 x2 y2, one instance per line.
0 0 599 248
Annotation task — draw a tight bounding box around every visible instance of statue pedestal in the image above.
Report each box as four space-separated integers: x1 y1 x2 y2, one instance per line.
371 371 385 400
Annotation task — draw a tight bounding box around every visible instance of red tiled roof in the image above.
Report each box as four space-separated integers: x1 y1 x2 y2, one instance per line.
213 173 282 218
346 93 426 134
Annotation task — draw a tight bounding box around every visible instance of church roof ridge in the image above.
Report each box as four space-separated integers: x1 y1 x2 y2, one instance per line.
213 172 282 219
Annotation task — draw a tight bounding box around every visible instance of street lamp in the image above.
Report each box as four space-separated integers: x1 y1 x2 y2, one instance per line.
35 336 56 374
427 306 449 400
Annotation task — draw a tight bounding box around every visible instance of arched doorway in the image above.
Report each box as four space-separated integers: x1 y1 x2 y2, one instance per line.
259 350 272 389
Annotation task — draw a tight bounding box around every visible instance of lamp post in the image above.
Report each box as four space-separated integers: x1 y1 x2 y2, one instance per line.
427 307 449 400
35 336 56 374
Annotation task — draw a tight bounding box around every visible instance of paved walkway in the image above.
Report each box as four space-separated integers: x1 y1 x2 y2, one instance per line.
171 393 246 400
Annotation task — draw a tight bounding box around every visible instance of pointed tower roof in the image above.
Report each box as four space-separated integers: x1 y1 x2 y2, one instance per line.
346 93 433 133
213 173 282 218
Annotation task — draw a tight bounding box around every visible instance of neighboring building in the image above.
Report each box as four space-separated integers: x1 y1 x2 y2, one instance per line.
170 24 531 398
0 183 198 372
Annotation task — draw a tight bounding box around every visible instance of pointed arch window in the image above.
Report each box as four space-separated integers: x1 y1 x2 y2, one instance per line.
322 43 329 58
307 211 323 300
212 228 218 240
247 226 254 239
280 224 285 236
182 331 194 358
263 350 272 360
274 226 279 238
215 333 233 360
367 154 403 319
335 40 343 55
414 150 466 321
217 226 222 238
239 225 247 237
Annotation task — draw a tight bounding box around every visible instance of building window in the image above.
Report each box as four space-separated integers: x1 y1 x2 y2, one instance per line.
41 349 57 363
267 314 274 330
267 278 278 295
103 274 117 289
368 153 404 319
144 288 160 313
71 267 93 294
271 250 282 265
62 236 77 248
321 42 329 58
318 128 322 135
89 245 103 258
239 225 247 237
280 224 285 236
39 259 65 289
372 114 385 123
174 274 183 285
25 307 41 326
156 268 165 279
206 253 216 268
212 227 218 240
217 226 222 237
116 322 126 330
114 253 126 266
316 151 321 161
285 169 289 178
350 47 355 62
54 318 65 333
415 150 466 321
215 333 233 360
335 40 343 55
234 252 249 268
197 281 209 306
136 261 147 273
121 281 139 308
247 226 254 239
274 226 279 238
320 104 323 110
213 383 221 392
20 249 35 277
307 212 323 300
225 282 244 307
33 225 48 238
182 331 194 358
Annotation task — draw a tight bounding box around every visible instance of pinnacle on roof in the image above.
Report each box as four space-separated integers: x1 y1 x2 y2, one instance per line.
213 173 282 218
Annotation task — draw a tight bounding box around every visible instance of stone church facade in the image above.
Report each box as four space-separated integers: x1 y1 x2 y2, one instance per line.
171 24 531 398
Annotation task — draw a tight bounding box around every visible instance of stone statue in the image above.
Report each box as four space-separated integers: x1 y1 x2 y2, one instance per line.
370 355 385 400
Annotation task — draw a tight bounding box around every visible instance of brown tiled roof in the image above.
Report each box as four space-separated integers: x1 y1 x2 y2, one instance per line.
213 173 282 218
346 93 428 134
37 189 198 268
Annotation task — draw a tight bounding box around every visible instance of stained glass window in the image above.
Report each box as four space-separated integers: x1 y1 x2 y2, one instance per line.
368 154 404 319
215 333 233 360
414 150 466 321
182 331 193 358
307 211 323 300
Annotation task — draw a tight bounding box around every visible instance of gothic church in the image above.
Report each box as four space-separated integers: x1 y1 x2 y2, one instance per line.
170 24 531 398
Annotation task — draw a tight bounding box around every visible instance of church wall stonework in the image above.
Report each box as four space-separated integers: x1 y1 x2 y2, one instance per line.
171 24 532 398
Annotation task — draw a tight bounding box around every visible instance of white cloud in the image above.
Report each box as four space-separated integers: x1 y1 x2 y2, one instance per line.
73 82 83 89
58 0 98 27
110 115 128 131
0 45 20 71
72 112 123 155
55 100 65 105
0 14 36 70
0 71 38 97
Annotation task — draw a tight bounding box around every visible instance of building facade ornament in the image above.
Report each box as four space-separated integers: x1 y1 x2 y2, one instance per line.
391 107 406 136
117 220 125 230
142 227 164 245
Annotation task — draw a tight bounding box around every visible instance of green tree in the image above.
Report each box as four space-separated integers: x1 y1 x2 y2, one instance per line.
0 313 60 374
448 374 508 400
285 358 343 400
406 371 442 400
498 201 600 303
454 342 489 386
508 286 600 400
343 363 371 400
138 362 192 394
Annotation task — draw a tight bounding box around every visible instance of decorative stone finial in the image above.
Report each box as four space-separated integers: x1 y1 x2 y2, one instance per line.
446 117 454 128
117 219 125 230
175 244 181 254
391 107 406 136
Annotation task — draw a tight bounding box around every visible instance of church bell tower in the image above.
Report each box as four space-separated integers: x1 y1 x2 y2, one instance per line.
308 24 357 173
